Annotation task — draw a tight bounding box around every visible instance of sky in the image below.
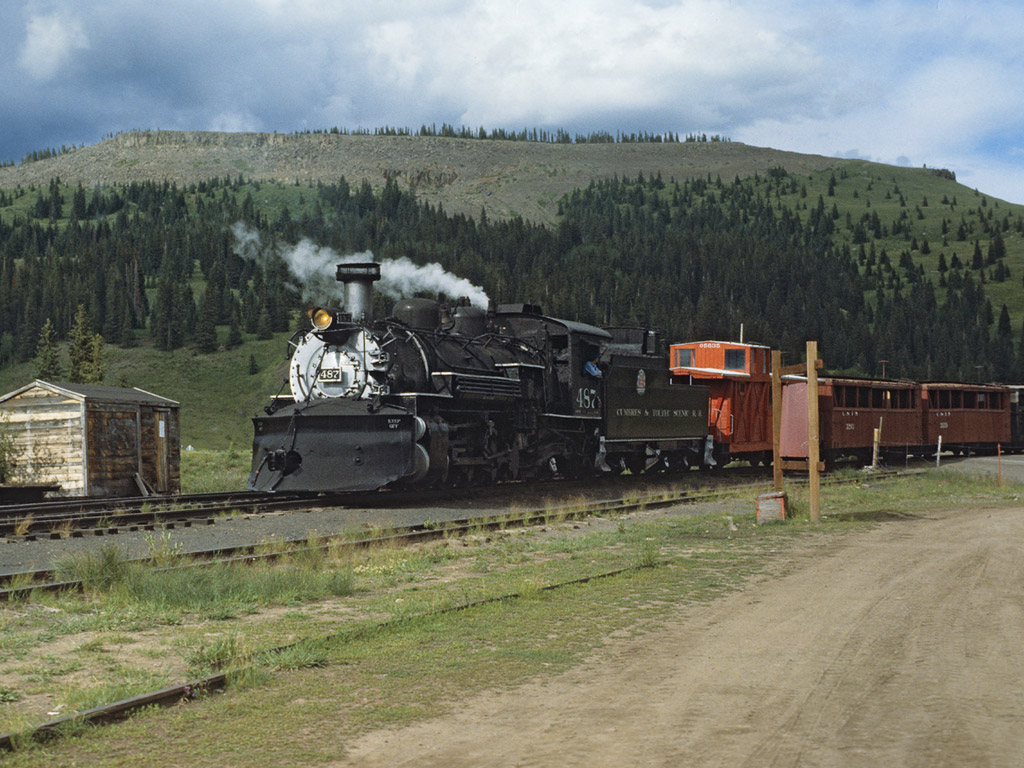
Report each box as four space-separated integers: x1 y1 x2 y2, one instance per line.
2 0 1023 203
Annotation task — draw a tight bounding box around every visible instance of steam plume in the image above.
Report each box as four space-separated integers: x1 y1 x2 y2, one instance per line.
230 223 489 308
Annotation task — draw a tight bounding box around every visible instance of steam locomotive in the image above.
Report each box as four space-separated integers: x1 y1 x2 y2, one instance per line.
248 263 711 493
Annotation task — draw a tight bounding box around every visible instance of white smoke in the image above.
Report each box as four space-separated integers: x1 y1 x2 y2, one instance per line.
230 222 490 308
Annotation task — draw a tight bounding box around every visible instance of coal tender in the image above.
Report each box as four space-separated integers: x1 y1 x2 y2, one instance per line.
249 262 710 493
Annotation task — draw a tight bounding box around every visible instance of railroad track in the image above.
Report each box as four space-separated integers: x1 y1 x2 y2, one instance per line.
0 490 322 539
0 466 772 540
0 468 905 597
0 468 910 752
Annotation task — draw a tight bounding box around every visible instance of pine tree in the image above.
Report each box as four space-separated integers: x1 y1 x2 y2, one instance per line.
84 333 105 384
987 231 1006 264
194 287 220 353
34 319 64 380
992 304 1014 381
226 305 243 349
256 303 273 340
68 305 93 383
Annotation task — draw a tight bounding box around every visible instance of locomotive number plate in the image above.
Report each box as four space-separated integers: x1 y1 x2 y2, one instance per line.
318 368 341 381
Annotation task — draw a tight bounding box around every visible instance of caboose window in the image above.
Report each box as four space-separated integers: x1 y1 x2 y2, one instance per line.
674 348 693 368
724 349 746 370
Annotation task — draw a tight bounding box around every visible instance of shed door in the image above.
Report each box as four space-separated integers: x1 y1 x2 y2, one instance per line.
154 409 169 493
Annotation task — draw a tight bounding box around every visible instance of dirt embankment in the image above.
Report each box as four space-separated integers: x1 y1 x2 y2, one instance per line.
0 131 838 223
340 503 1024 767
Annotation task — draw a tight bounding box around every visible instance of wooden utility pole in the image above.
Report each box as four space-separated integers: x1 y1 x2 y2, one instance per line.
806 341 821 522
772 344 823 520
772 349 783 493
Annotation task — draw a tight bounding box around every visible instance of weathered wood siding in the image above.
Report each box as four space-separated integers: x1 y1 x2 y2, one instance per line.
85 404 141 497
139 407 181 493
2 382 182 497
0 385 85 494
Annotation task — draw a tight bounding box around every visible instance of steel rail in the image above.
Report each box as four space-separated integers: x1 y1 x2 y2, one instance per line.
0 469 908 600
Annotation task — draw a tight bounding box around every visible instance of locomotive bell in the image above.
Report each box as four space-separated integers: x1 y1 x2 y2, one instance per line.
336 262 381 323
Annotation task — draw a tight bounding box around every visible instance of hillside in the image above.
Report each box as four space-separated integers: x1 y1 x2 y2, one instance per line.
2 130 1023 456
0 130 841 224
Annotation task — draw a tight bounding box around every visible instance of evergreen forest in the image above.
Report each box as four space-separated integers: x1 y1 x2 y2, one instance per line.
1 162 1023 388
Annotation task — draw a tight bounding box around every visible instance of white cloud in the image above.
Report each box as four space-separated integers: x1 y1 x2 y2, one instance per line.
18 11 89 81
208 111 260 133
360 0 822 128
3 0 1024 202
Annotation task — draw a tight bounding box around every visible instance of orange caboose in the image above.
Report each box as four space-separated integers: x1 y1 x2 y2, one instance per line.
669 341 772 466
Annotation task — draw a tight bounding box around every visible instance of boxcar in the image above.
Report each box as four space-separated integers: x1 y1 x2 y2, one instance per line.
668 340 772 465
919 382 1011 454
780 377 922 464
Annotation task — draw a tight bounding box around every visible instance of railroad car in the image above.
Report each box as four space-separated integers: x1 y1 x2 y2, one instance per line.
1011 387 1024 451
779 376 922 465
249 263 710 493
668 340 772 466
919 382 1012 455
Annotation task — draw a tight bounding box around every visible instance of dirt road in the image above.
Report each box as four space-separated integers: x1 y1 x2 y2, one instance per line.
339 504 1024 767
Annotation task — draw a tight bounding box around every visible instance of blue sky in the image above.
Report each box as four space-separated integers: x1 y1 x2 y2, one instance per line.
2 0 1022 203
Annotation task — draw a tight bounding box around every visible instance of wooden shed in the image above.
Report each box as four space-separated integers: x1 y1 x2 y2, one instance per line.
0 380 180 497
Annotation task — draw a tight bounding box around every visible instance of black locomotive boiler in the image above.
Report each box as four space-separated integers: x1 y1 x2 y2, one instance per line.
249 263 710 493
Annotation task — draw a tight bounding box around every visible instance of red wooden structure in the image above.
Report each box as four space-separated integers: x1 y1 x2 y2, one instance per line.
669 340 772 465
919 382 1011 452
780 377 921 463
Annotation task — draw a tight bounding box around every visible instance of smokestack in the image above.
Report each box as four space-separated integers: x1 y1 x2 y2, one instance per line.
336 262 381 323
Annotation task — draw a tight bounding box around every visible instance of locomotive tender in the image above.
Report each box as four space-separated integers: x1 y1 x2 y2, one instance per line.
249 263 710 493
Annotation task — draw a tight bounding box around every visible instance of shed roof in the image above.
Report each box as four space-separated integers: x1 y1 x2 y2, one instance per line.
0 380 179 407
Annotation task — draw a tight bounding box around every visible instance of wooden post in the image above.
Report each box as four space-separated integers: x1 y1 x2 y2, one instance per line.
806 341 821 522
772 349 783 493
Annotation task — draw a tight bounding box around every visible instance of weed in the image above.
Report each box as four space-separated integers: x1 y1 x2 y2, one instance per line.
145 528 183 567
290 533 327 569
56 671 171 716
0 712 37 752
515 577 543 601
0 686 21 703
13 515 33 536
184 632 247 675
637 536 660 568
226 665 268 691
3 570 37 596
263 639 329 671
54 545 131 591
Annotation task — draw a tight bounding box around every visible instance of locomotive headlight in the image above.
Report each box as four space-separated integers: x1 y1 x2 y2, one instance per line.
310 307 334 331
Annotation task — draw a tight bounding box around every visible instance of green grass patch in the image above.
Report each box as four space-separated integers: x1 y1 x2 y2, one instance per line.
1 471 1019 763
